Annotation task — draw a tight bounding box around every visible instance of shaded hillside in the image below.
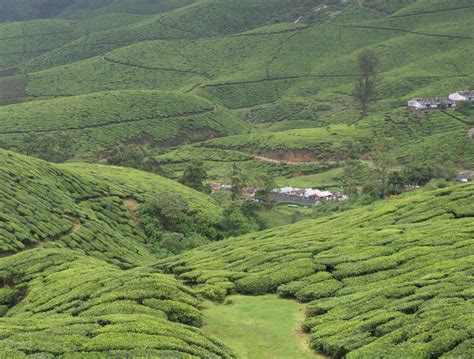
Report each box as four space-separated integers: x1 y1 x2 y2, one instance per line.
159 183 474 358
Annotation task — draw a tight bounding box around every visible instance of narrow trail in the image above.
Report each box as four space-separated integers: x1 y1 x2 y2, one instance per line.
0 107 216 135
101 55 210 78
253 155 325 165
330 24 473 40
0 31 75 42
231 26 312 38
266 32 300 78
440 110 474 126
201 74 358 89
390 5 474 18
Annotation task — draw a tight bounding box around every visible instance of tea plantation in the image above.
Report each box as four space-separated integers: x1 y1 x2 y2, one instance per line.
0 90 248 156
159 183 474 358
1 0 474 357
0 148 237 356
0 149 222 263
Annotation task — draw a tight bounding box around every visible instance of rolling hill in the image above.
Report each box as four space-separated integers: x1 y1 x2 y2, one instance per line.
0 149 223 262
0 90 248 156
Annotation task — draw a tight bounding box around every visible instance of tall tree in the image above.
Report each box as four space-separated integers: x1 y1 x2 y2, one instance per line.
230 163 246 200
179 159 208 192
372 137 394 199
354 49 379 116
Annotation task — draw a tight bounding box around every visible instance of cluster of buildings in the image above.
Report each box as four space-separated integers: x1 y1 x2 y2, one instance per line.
271 187 348 206
408 90 474 110
211 183 348 205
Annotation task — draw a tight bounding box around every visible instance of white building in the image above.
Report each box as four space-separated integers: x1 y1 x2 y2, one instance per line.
408 98 456 110
449 90 474 102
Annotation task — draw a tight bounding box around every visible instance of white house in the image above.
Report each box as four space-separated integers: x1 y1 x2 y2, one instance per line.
408 98 456 110
449 90 474 102
279 187 295 194
304 189 318 198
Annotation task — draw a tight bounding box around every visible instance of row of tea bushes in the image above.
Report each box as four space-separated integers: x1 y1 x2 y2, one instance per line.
0 248 235 357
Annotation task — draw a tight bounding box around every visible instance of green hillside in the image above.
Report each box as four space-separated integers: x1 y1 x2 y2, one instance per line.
159 183 474 358
1 1 474 357
0 150 222 263
0 148 240 356
0 90 247 156
0 249 235 357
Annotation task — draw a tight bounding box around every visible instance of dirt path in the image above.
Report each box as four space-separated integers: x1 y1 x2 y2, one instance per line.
123 197 140 225
252 155 326 165
0 218 81 259
331 24 473 40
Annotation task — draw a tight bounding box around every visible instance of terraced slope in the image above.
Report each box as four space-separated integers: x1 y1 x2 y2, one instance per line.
159 183 474 358
0 150 222 264
0 90 247 155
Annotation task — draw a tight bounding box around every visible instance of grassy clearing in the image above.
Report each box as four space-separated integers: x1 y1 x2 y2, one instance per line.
203 295 320 359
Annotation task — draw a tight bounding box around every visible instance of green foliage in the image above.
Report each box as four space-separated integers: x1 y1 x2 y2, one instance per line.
354 49 379 115
0 149 222 263
21 131 75 162
0 248 235 357
179 159 209 192
106 143 172 177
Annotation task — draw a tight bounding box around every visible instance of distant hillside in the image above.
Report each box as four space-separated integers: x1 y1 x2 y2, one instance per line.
160 182 474 358
0 90 248 156
0 0 194 23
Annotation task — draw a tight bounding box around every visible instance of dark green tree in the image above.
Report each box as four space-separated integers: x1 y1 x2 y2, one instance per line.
256 174 276 202
230 163 246 200
372 137 394 199
179 159 208 192
354 49 379 116
142 192 189 234
387 171 407 195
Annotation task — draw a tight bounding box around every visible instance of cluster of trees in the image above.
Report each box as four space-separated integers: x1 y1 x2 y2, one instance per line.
20 132 75 163
140 160 277 255
106 143 172 177
140 192 215 256
341 137 456 200
140 192 262 256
